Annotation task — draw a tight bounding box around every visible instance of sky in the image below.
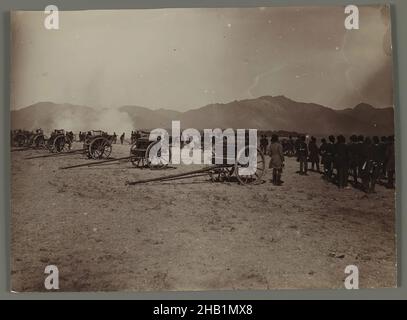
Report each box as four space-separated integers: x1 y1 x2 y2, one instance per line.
11 6 394 111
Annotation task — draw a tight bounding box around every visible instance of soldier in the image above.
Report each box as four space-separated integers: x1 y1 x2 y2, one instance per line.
281 139 288 154
385 135 395 189
66 131 74 147
335 135 349 189
260 135 268 155
324 135 336 181
347 135 359 186
319 138 329 175
135 130 141 142
356 135 365 187
288 136 295 156
268 134 284 185
120 132 125 145
308 136 320 172
296 135 308 175
379 136 388 179
360 137 374 193
369 136 382 193
85 131 92 143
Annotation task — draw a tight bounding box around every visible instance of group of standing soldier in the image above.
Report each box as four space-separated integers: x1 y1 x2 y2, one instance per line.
262 133 395 193
318 134 395 192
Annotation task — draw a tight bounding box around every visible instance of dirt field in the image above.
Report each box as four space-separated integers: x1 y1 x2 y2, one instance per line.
11 142 397 292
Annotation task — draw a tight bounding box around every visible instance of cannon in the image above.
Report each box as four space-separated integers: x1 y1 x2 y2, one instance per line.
129 136 171 169
126 131 267 185
46 129 71 153
26 130 115 160
82 130 113 160
11 129 47 150
126 144 266 186
12 130 30 147
29 129 47 149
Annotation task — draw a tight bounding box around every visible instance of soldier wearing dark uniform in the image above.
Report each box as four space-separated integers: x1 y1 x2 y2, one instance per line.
324 135 336 181
260 135 268 156
369 136 382 193
379 136 388 179
360 137 374 193
308 136 320 172
356 135 365 187
385 135 395 189
85 131 92 142
335 135 349 189
319 138 329 175
296 135 308 175
347 135 359 185
120 132 125 145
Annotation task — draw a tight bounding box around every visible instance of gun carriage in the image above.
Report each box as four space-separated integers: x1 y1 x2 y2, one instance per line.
46 129 71 153
126 143 266 186
83 130 114 159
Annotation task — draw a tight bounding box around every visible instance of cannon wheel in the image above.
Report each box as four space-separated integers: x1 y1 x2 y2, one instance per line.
33 134 46 149
129 142 147 168
234 146 266 185
88 137 112 160
52 135 66 153
145 140 171 170
14 133 28 147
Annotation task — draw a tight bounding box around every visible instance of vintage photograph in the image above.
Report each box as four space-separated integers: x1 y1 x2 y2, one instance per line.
10 5 396 291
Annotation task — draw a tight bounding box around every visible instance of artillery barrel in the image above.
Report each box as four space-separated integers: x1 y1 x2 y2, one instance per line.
59 155 133 170
126 165 232 185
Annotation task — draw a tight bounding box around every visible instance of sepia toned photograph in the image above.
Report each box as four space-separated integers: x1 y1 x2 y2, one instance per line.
10 5 396 292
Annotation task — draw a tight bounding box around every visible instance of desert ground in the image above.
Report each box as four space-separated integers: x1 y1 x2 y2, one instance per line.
11 142 396 292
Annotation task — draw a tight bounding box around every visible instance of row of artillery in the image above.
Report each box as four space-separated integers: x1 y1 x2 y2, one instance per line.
11 129 267 186
11 129 112 160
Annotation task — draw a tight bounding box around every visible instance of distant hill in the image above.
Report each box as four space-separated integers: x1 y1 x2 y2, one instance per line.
11 96 395 136
11 102 96 132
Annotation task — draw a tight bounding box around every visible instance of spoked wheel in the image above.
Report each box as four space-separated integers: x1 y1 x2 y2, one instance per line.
33 135 46 149
234 146 266 185
146 140 171 170
130 142 147 168
53 135 66 153
89 137 112 160
14 134 28 147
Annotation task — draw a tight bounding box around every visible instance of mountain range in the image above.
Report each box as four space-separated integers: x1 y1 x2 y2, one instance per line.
11 96 395 136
